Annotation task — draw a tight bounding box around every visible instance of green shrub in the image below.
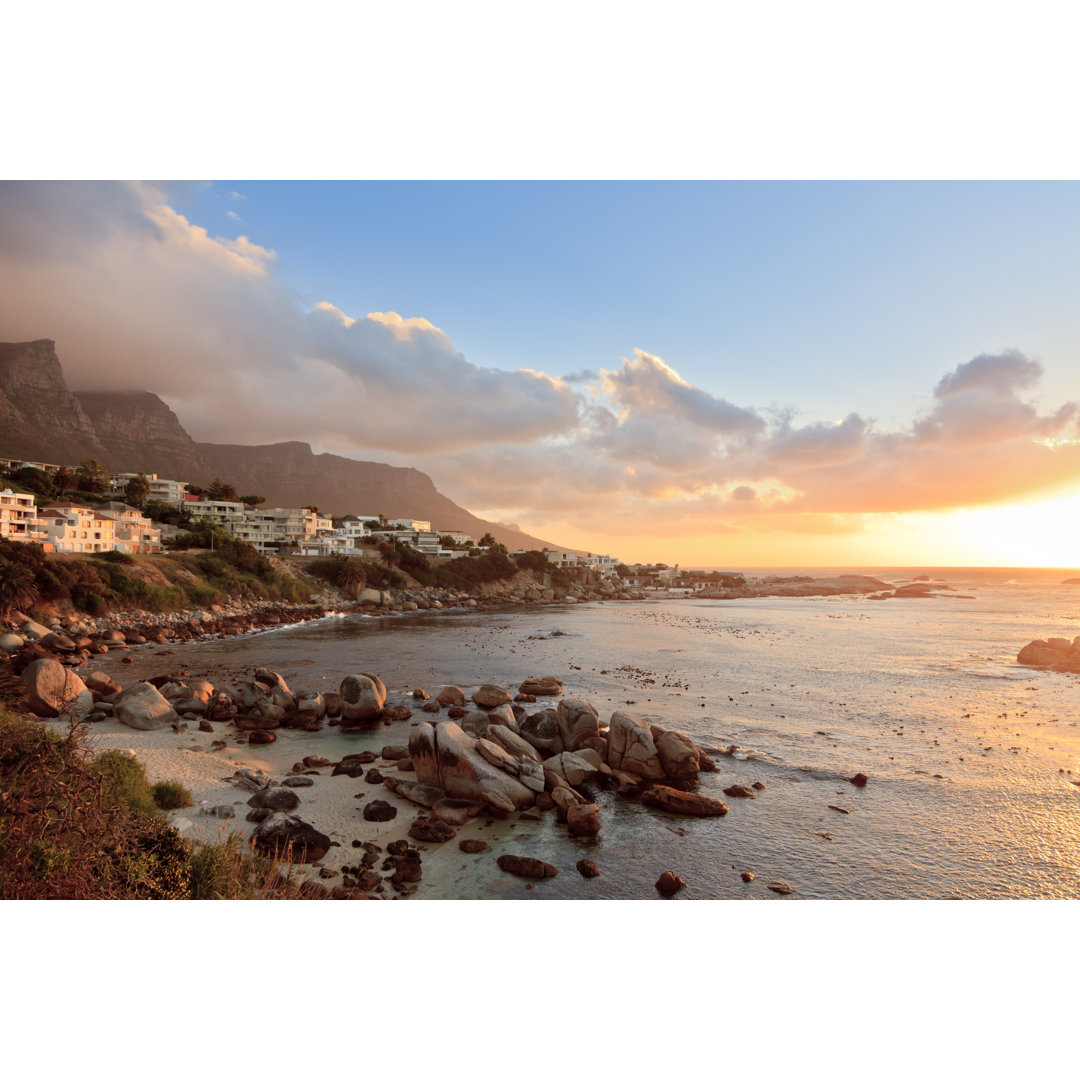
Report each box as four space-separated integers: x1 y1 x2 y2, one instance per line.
95 549 134 565
151 780 193 810
91 750 158 816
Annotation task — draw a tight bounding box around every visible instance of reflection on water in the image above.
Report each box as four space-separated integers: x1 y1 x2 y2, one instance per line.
88 568 1080 898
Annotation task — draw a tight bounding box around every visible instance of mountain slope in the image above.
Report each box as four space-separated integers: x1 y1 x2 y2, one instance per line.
0 339 568 552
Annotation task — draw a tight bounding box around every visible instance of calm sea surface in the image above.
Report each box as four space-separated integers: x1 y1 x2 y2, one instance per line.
91 566 1080 899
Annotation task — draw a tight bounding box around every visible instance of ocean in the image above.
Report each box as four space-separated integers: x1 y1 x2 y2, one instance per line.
89 566 1080 899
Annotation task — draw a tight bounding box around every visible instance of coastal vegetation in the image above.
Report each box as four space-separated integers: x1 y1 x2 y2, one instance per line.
0 534 312 621
0 708 277 899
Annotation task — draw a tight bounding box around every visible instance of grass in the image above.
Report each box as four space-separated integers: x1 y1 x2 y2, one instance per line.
151 779 193 810
0 709 309 899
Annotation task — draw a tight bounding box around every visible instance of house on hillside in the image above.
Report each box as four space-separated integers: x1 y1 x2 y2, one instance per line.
97 501 162 554
0 488 50 547
39 502 117 553
107 472 188 507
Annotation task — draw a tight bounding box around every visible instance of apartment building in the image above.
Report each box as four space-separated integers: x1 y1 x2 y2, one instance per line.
0 489 49 546
39 503 118 553
97 502 163 554
107 473 188 506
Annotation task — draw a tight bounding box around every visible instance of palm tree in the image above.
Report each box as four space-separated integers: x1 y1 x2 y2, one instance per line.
55 466 75 499
0 562 39 620
381 537 398 571
335 559 365 599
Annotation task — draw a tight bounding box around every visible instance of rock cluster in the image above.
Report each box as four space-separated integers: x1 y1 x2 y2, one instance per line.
1017 636 1080 674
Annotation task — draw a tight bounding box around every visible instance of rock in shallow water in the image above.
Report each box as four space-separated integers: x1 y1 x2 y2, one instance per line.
497 854 558 879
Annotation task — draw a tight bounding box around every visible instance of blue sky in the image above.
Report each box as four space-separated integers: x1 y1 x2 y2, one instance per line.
3 179 1079 565
177 179 1080 429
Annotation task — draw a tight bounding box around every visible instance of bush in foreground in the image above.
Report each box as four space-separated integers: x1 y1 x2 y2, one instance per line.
152 779 193 810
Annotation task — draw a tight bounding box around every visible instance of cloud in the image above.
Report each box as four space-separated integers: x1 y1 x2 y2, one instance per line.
225 210 242 222
1 180 1078 552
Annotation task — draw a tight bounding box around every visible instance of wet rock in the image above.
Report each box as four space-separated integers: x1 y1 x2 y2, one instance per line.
518 676 563 697
331 758 365 778
303 755 331 769
248 730 276 745
339 673 387 724
849 773 869 787
363 799 398 822
436 686 466 707
723 784 756 799
459 839 490 854
248 788 301 813
766 881 793 895
432 798 479 826
364 768 385 784
411 688 430 700
741 871 755 883
381 744 410 760
828 804 850 814
497 854 558 879
751 781 766 791
282 775 315 788
655 870 686 896
472 683 513 709
251 814 332 863
608 710 665 781
198 719 214 732
556 698 601 752
641 785 729 817
566 803 601 836
577 859 600 879
408 817 457 843
383 777 447 808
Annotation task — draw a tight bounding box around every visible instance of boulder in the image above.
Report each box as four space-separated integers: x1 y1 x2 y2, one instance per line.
39 632 76 653
517 709 564 755
566 803 601 836
642 785 729 816
248 730 276 744
436 686 466 707
339 673 387 724
408 817 456 843
652 726 701 783
0 633 25 654
84 670 120 696
607 711 665 781
556 698 600 752
655 870 687 896
22 659 93 720
383 777 447 808
250 814 331 863
496 854 558 879
472 683 513 709
363 800 398 822
205 692 238 723
518 675 563 696
247 788 301 813
543 750 601 788
577 859 600 878
484 724 544 762
723 785 756 799
113 682 179 730
409 721 536 810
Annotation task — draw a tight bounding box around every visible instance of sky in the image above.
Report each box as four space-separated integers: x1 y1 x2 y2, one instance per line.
2 178 1079 568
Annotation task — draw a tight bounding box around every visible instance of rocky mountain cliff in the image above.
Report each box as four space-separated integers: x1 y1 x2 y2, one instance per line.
0 340 110 464
0 339 566 552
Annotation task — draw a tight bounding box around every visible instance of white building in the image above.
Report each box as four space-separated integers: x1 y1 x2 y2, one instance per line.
39 503 118 554
0 489 49 545
546 551 579 567
387 517 431 532
107 473 188 506
97 502 163 554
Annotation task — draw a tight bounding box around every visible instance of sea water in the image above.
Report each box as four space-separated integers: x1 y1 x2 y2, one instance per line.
90 567 1080 899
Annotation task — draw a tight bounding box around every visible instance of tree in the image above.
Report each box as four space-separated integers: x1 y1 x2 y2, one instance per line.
380 537 398 570
478 532 497 547
206 477 238 502
124 472 151 508
335 558 365 599
55 466 75 498
240 494 265 507
75 459 108 495
8 467 57 501
0 561 39 619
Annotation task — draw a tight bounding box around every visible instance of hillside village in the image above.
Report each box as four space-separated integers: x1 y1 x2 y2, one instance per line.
1 454 733 593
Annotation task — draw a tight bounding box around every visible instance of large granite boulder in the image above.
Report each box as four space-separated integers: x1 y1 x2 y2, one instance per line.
607 711 666 781
517 708 564 755
1017 637 1080 673
556 698 600 752
409 721 536 811
518 676 563 697
113 682 179 730
484 724 544 763
339 673 387 724
436 686 466 707
543 750 601 788
472 683 513 709
22 659 93 720
651 725 701 782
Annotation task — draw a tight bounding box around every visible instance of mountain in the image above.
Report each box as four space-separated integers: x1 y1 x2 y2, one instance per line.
0 339 570 552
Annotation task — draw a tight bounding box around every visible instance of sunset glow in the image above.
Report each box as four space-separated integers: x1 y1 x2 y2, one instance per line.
2 179 1079 569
